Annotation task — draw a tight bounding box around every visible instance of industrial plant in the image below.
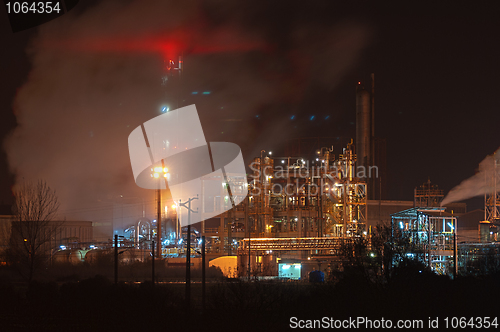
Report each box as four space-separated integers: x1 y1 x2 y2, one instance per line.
2 72 498 281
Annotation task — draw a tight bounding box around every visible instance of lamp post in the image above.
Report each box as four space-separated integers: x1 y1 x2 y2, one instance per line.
152 165 169 259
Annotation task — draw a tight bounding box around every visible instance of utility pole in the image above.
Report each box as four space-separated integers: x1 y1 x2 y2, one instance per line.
114 234 118 285
157 188 162 259
187 223 191 308
202 235 206 311
179 196 198 310
152 240 155 285
222 168 237 256
152 164 168 260
453 216 458 279
248 219 251 280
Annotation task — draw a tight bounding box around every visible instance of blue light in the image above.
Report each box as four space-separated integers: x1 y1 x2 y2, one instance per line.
310 116 315 120
447 222 454 230
202 91 211 95
60 245 66 250
399 222 404 229
325 115 330 120
290 115 295 120
161 106 169 113
178 238 183 245
191 91 198 95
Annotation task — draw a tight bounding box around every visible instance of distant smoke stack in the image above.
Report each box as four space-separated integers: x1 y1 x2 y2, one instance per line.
356 83 371 170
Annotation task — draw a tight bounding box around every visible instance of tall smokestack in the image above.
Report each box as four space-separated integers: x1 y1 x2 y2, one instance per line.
356 82 371 170
371 74 375 138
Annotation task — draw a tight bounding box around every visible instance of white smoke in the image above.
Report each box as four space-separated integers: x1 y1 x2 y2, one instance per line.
441 147 500 206
3 0 372 228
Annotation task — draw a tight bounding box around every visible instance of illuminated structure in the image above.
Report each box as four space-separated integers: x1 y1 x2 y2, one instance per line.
151 166 169 258
481 151 500 243
242 141 366 240
391 207 458 276
414 179 444 207
214 141 368 277
485 152 500 223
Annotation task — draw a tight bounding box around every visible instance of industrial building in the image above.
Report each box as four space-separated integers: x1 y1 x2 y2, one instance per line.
2 73 498 280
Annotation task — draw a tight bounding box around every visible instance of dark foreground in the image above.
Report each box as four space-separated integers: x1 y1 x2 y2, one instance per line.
0 268 499 331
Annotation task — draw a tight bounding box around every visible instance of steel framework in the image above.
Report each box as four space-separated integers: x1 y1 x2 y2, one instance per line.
485 152 500 223
240 237 349 252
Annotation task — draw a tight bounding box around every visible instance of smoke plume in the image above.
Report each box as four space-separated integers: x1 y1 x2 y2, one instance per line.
441 147 500 206
4 0 371 227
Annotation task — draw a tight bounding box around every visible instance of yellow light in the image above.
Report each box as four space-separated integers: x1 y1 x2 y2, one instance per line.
154 173 159 178
164 174 167 177
171 204 177 209
154 167 161 173
163 167 168 173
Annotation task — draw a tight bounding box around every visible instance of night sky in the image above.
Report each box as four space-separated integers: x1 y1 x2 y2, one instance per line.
0 1 499 215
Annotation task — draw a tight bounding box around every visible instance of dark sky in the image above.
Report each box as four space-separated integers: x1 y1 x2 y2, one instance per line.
0 0 499 213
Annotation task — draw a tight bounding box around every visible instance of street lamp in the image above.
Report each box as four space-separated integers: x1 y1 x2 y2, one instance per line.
151 166 169 259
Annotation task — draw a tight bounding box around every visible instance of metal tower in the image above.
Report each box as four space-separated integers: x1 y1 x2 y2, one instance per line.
485 151 500 222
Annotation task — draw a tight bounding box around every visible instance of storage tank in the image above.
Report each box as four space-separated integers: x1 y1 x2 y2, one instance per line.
309 270 325 283
52 249 88 264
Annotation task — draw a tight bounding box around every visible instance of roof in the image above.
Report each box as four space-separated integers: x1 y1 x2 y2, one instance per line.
391 207 456 218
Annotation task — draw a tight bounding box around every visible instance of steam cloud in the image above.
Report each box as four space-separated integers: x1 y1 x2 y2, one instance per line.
3 0 371 232
441 147 500 206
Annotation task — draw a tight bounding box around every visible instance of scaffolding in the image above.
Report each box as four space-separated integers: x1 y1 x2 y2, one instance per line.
485 152 500 223
391 207 457 276
414 179 444 208
199 142 367 262
243 142 367 241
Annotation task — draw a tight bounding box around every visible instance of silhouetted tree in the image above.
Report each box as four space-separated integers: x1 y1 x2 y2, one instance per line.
370 222 412 279
8 180 60 281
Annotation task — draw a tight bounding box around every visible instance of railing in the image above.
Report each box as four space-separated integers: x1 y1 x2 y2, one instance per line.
239 236 350 252
204 227 219 234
